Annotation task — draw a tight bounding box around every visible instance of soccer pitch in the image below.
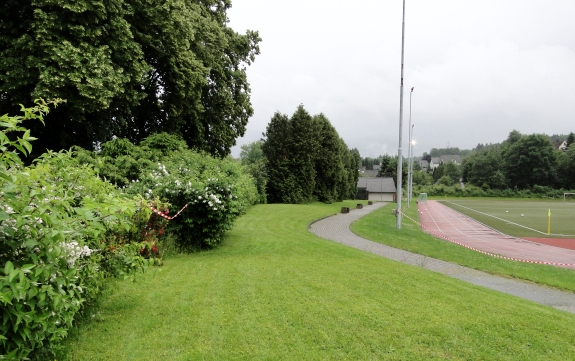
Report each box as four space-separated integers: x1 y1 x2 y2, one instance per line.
442 199 575 238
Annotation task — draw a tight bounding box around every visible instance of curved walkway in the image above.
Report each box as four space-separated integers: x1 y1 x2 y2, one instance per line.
308 202 575 314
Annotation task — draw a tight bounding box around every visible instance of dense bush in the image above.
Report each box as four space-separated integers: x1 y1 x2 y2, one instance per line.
80 134 258 250
0 102 163 360
124 150 257 249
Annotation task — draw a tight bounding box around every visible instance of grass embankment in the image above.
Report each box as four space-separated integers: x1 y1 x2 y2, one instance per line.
442 199 575 238
62 201 575 360
351 201 575 292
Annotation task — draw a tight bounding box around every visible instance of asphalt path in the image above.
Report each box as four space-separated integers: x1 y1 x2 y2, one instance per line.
308 202 575 314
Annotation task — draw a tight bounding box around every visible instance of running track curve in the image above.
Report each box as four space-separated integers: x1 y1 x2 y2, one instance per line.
418 201 575 269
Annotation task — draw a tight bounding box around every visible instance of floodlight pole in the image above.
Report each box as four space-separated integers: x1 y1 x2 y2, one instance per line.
407 87 414 207
396 0 407 229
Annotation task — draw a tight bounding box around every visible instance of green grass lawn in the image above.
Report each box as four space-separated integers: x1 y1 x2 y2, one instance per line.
351 201 575 292
61 201 575 360
441 199 575 238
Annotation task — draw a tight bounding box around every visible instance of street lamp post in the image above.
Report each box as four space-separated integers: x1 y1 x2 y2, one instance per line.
396 0 407 229
407 87 414 207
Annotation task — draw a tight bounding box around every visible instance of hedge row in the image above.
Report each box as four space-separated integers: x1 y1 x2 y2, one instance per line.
1 102 165 360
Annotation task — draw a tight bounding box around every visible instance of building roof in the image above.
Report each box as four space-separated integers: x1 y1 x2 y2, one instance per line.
420 160 429 167
430 157 440 164
440 155 462 164
357 177 396 193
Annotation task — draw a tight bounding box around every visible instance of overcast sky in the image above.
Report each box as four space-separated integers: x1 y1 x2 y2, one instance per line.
227 0 575 158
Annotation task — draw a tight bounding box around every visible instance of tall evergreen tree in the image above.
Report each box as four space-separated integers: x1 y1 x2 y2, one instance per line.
262 106 356 204
566 132 575 149
288 105 318 203
261 112 293 203
313 114 344 203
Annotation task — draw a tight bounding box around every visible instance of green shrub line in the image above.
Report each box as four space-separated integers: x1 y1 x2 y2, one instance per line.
1 101 260 359
413 183 575 199
78 134 258 250
0 103 162 359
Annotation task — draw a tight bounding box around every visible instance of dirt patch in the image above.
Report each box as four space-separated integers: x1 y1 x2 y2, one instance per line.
522 238 575 251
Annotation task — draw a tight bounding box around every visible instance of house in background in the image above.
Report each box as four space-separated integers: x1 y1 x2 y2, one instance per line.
419 160 429 172
440 154 462 165
554 140 568 151
429 155 462 170
356 177 397 202
429 157 441 171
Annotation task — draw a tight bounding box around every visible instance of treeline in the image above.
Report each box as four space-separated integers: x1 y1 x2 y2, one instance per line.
462 130 575 190
242 105 360 204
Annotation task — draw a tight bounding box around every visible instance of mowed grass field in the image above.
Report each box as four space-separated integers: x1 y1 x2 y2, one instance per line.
60 201 575 360
442 199 575 238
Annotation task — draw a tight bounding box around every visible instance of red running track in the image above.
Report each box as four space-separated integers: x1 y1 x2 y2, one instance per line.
418 200 575 269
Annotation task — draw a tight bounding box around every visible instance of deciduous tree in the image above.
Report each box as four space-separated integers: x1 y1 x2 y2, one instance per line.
505 134 557 189
0 0 260 157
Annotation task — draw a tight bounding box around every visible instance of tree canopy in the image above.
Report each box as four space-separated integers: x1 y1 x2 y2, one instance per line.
0 0 260 157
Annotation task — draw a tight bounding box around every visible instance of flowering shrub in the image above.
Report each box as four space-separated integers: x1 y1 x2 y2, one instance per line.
125 149 257 249
79 133 258 250
0 102 164 360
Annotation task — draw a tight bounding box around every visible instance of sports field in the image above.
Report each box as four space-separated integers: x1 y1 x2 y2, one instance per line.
442 199 575 238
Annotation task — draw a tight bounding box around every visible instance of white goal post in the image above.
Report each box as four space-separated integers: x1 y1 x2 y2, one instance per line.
564 193 575 202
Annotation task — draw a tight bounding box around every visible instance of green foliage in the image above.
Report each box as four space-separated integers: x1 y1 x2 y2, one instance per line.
566 132 575 148
505 134 557 189
89 135 258 249
414 182 572 199
288 106 317 202
126 150 257 249
432 163 444 182
462 147 506 189
412 170 433 186
0 0 261 158
262 106 358 204
377 154 407 183
312 114 345 203
556 145 575 189
443 162 461 184
437 175 453 186
240 140 265 166
240 141 267 204
0 104 163 360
